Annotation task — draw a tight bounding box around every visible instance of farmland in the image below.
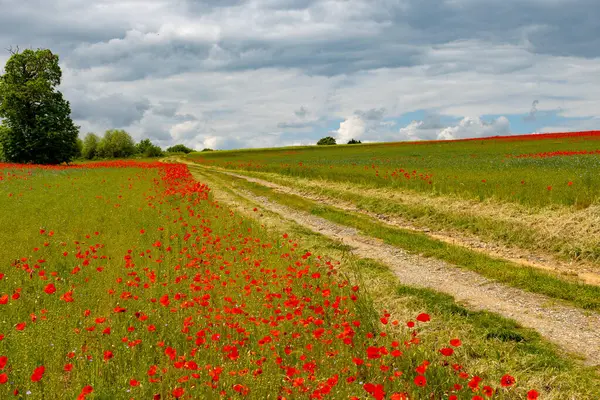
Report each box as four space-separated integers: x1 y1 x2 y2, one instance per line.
1 132 600 399
187 131 600 268
180 130 600 396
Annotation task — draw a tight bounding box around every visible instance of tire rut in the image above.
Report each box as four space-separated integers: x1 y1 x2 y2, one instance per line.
203 167 600 286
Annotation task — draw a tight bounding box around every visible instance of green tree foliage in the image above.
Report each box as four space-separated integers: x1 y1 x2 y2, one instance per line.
0 48 79 164
135 138 153 155
0 124 9 160
81 133 100 159
75 137 83 158
136 138 164 157
201 148 214 152
347 139 362 144
97 129 136 158
166 144 193 154
317 136 336 145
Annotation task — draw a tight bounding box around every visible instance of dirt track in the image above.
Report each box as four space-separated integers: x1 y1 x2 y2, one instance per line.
206 167 600 286
177 159 600 366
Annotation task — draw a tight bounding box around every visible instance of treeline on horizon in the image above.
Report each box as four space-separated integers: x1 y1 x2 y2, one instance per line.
77 130 207 160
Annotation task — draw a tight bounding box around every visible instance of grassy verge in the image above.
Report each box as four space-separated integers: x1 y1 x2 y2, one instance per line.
188 165 600 399
193 165 600 311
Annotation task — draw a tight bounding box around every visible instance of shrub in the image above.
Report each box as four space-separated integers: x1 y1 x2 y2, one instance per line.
81 133 100 160
317 136 337 145
97 129 136 158
166 144 194 154
136 139 164 157
347 139 362 144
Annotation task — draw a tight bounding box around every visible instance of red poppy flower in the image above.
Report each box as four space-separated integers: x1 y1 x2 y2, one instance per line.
0 356 6 370
43 283 56 294
450 338 462 347
363 383 386 400
482 386 494 397
416 313 430 322
527 390 539 400
500 374 515 387
172 387 184 398
0 373 7 384
60 291 74 302
414 375 427 387
439 347 454 356
103 350 114 361
31 366 45 382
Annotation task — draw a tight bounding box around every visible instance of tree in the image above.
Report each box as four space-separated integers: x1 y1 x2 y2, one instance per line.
0 48 79 164
136 138 163 157
81 133 100 159
97 129 135 158
317 136 336 145
347 139 362 144
75 137 83 158
166 144 193 154
143 144 164 157
0 124 9 161
135 138 153 155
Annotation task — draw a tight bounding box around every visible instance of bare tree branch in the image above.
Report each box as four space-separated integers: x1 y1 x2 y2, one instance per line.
6 45 20 55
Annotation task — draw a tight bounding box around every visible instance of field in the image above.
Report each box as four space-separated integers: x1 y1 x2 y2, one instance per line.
187 131 600 267
1 132 600 399
189 131 600 208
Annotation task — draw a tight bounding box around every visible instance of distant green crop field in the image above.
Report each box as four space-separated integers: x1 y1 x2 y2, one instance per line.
188 131 600 208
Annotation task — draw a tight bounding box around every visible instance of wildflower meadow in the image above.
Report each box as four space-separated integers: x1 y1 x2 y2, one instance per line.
0 161 537 399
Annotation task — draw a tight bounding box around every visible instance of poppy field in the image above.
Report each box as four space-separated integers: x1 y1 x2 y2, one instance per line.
189 131 600 208
0 160 546 399
186 131 600 265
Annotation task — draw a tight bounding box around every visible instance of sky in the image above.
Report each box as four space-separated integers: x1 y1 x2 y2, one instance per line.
0 0 599 150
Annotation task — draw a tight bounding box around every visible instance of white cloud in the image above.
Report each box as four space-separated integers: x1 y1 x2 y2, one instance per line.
169 120 201 141
398 121 438 141
335 115 366 143
2 0 600 149
438 116 510 139
396 115 511 141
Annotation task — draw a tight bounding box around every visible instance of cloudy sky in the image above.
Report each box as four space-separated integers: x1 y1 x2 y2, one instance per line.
1 0 598 149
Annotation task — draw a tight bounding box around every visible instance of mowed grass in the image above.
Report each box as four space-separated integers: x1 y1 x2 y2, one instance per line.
188 131 600 208
1 161 560 399
193 166 600 311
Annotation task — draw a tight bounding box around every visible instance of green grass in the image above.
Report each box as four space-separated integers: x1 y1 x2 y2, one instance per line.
188 132 600 208
194 165 600 311
7 161 572 399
